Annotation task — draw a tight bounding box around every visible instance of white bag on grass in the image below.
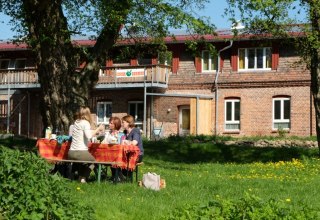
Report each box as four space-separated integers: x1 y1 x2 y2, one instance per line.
142 172 161 191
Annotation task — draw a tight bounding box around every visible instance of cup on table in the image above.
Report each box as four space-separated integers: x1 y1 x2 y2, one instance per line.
50 134 57 140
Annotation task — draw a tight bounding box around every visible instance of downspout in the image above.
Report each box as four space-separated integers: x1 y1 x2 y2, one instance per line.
215 40 233 137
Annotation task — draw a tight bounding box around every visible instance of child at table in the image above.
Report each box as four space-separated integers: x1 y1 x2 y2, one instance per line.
68 106 105 183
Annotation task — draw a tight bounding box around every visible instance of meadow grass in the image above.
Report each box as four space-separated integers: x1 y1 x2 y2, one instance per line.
66 138 320 219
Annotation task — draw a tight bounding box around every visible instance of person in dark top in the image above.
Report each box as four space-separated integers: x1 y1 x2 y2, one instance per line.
121 114 144 162
121 115 144 180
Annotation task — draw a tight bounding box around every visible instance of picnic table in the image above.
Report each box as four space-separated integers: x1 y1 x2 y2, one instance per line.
36 138 140 182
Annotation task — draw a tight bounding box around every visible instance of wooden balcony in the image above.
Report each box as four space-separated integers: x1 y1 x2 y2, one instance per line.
96 64 170 89
0 64 170 90
0 69 39 89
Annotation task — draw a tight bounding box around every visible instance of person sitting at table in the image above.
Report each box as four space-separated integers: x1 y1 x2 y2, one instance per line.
68 112 79 137
103 116 125 181
121 115 144 180
68 106 105 183
104 116 124 144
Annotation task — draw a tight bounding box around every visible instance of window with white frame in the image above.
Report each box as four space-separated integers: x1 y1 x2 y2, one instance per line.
238 47 272 70
128 101 143 127
202 50 217 72
96 102 112 124
273 97 290 130
225 99 240 130
0 59 26 69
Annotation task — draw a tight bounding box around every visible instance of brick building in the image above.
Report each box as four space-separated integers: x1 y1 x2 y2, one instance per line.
0 29 315 138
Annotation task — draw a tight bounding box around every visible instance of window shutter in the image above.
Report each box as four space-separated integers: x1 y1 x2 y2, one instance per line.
272 43 279 70
106 59 113 75
172 49 180 74
195 56 201 73
231 47 238 72
106 59 113 67
130 59 138 66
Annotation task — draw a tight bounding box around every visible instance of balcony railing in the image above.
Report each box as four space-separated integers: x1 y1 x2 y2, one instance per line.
0 64 170 89
0 68 38 87
97 64 170 88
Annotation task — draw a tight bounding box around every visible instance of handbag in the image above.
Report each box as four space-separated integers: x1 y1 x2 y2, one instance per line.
142 172 161 191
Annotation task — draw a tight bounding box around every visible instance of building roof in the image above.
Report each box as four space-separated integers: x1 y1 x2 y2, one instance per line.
0 26 305 51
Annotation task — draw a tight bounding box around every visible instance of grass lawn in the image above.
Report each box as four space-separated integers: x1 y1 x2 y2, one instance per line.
65 138 320 219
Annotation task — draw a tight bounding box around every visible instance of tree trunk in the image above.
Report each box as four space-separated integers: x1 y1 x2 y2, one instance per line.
22 0 129 134
22 0 93 133
309 1 320 154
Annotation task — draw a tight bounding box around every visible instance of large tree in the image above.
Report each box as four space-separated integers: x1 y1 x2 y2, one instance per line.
0 0 214 132
226 0 320 151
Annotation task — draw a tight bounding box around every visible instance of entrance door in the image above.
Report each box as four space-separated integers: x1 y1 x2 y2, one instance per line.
179 106 190 135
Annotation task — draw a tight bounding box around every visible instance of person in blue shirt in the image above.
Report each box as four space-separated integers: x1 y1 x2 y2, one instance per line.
121 114 144 180
121 115 144 161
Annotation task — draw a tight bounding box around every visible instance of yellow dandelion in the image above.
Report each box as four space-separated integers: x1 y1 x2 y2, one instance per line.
286 198 291 202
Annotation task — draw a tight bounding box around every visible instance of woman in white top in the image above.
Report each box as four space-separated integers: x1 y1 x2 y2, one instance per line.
68 106 105 183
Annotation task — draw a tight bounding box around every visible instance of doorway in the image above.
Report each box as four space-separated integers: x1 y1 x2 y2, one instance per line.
179 106 190 135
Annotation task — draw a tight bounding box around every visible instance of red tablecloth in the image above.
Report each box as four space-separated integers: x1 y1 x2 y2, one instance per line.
36 139 140 170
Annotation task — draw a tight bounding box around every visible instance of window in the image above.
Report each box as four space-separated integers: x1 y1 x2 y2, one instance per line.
273 97 290 130
128 101 143 127
238 48 271 70
225 99 240 130
202 50 217 72
96 102 112 124
14 59 26 69
0 59 26 69
0 60 10 69
138 54 152 65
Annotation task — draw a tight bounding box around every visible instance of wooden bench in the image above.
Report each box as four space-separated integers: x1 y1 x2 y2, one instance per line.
46 158 120 183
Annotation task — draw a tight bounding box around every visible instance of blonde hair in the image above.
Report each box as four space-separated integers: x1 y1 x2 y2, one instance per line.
122 115 135 128
78 106 92 124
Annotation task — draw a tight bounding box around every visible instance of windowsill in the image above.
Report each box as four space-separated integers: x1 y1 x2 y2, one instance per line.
271 129 290 133
223 130 240 134
200 71 215 74
238 69 272 72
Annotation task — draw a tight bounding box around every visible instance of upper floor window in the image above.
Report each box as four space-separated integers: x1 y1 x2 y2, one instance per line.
273 97 290 130
202 50 217 72
128 101 143 127
0 60 10 69
0 59 26 69
97 101 112 125
138 54 152 65
238 48 271 71
225 99 240 131
14 59 26 69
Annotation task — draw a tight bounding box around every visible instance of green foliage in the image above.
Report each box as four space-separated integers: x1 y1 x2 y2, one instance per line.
277 127 287 138
0 146 94 219
167 193 320 220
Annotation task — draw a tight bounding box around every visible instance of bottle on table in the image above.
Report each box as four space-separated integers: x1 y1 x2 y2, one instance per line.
45 127 52 139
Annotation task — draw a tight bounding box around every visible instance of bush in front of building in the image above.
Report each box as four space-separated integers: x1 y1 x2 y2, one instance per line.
0 146 94 219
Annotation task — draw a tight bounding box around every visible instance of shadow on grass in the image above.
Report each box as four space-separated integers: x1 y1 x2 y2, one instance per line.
144 139 319 164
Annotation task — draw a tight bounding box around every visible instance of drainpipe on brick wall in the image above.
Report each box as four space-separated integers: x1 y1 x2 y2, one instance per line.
215 40 233 137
